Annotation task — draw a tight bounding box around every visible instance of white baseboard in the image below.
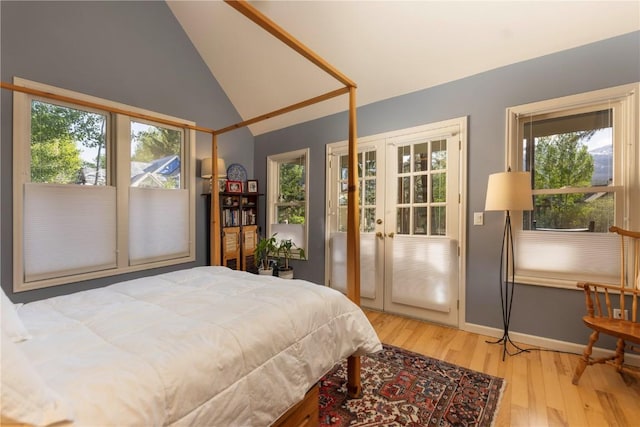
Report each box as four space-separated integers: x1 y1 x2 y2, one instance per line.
463 322 640 368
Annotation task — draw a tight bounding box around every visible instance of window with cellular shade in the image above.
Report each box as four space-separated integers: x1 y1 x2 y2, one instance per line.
13 78 195 291
506 83 638 289
23 184 116 281
129 188 189 264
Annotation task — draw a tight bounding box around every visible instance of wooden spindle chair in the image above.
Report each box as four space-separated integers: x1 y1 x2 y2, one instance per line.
572 226 640 385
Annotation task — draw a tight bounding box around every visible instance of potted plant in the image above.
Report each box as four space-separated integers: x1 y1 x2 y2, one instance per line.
275 238 306 279
255 233 277 275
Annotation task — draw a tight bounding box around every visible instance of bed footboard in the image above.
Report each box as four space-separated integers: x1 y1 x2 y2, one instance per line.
272 384 319 427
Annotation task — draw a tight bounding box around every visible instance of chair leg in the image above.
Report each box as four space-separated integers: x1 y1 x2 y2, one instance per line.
614 338 625 373
572 330 599 385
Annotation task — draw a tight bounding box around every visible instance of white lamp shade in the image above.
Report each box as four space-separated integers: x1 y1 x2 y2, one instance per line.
201 157 226 179
217 158 226 178
485 171 533 211
201 158 212 178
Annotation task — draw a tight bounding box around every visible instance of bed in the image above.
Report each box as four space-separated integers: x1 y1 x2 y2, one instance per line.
1 266 382 426
2 1 370 425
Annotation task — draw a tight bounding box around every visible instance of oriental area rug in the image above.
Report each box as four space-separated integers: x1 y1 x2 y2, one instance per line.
319 344 505 426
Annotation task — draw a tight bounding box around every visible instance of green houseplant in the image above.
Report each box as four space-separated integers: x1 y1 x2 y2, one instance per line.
255 233 278 275
275 238 306 279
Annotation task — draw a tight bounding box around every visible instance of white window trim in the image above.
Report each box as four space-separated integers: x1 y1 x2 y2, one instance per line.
505 83 639 289
12 77 196 291
266 148 310 259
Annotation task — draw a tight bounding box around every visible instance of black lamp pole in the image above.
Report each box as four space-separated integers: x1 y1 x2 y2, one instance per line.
486 210 529 361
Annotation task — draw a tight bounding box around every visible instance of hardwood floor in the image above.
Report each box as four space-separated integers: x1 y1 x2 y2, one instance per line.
364 309 640 427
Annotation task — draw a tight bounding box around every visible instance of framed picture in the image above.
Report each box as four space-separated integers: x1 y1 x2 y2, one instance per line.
226 180 243 193
247 180 258 193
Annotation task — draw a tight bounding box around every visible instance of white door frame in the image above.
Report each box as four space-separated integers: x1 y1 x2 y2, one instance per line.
325 118 468 327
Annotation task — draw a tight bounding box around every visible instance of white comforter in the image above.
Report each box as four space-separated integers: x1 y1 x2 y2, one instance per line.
16 266 382 426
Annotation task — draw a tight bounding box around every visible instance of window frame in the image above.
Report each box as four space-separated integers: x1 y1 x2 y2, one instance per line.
13 78 196 291
266 148 310 259
505 83 639 289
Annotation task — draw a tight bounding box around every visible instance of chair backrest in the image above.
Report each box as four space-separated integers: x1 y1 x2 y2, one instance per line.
610 226 640 322
581 226 640 322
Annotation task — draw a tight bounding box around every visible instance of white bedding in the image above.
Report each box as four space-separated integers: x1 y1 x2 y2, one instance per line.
10 266 382 426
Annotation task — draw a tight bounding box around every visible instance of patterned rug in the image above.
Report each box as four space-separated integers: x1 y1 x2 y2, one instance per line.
319 344 505 426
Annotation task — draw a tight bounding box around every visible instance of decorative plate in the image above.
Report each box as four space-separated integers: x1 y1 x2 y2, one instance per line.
226 163 247 182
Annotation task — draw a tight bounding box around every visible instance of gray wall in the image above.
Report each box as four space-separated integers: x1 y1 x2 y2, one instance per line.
1 1 254 302
255 31 640 345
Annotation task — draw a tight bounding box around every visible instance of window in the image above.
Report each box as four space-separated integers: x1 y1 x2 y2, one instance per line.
266 149 309 258
506 83 638 288
13 78 195 291
395 139 448 236
337 149 377 233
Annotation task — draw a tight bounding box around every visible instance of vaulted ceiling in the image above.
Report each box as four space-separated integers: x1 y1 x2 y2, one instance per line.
167 1 640 135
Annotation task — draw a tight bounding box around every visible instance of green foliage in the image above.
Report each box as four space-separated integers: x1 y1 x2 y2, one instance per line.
277 162 305 224
30 137 83 183
131 127 181 162
31 101 105 148
30 100 106 184
255 233 278 270
276 238 306 270
533 131 596 229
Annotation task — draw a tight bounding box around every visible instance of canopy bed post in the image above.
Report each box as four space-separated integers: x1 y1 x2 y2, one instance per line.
346 85 362 398
210 132 221 266
223 0 365 400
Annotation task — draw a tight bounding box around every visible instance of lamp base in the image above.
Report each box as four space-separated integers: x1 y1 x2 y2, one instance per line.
486 332 529 361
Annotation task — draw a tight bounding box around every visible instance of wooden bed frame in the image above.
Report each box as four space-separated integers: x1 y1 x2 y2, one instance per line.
1 1 363 424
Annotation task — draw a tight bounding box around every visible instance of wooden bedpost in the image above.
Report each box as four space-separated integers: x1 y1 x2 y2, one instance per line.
210 133 221 266
346 85 362 398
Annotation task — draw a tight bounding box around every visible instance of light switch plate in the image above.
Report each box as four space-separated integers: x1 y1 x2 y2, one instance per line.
473 212 484 225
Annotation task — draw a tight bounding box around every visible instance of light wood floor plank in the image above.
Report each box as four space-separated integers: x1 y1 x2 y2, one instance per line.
364 309 640 427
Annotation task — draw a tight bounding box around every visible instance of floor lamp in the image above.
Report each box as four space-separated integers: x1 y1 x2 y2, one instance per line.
484 170 533 361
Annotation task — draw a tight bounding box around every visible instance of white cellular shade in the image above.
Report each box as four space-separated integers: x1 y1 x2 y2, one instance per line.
330 232 376 299
515 230 620 284
24 184 117 280
129 188 189 264
391 237 457 313
271 223 305 249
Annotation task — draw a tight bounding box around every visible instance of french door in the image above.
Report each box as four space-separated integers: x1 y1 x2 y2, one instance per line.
325 118 466 326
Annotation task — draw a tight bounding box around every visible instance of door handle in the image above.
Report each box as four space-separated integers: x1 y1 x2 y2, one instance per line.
376 219 383 225
376 231 384 239
388 232 395 238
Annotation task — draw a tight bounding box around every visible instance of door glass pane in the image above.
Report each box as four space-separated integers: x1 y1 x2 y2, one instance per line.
364 151 376 177
432 139 447 170
363 208 376 232
339 181 348 206
338 207 347 232
397 207 410 234
415 143 428 171
414 207 427 235
30 100 107 185
340 155 349 180
431 206 446 235
365 179 376 205
414 175 427 203
398 177 410 204
398 146 410 173
131 121 182 189
431 172 446 202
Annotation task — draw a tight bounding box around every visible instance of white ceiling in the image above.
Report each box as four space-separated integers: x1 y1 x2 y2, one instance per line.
167 1 640 136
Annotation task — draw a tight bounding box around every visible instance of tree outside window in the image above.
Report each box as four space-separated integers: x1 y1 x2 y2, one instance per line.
522 110 614 233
